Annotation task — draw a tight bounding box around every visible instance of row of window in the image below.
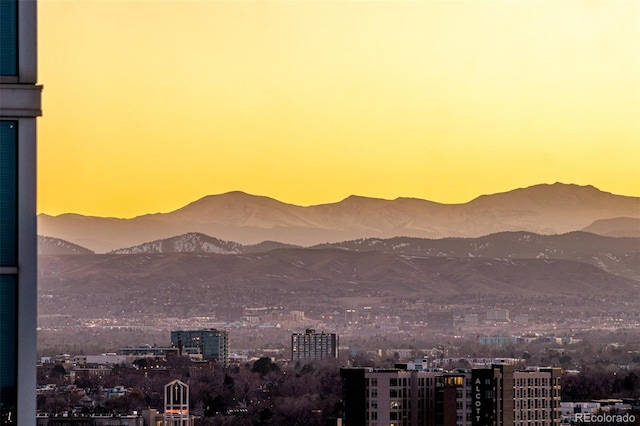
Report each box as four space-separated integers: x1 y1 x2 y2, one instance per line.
515 388 557 398
515 377 552 387
516 399 554 409
514 410 556 420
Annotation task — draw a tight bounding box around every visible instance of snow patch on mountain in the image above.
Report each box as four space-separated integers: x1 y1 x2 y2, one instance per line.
111 232 241 254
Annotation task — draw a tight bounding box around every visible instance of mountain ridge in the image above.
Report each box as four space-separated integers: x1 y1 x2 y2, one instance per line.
85 230 638 281
37 183 640 253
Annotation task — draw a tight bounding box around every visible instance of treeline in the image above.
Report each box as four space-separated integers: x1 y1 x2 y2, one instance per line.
38 357 342 425
562 367 640 401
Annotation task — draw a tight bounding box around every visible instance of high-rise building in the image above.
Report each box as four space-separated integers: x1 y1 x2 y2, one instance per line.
171 329 229 367
0 0 42 424
291 328 339 362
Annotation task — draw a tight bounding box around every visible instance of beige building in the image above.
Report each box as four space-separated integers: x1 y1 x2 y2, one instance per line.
341 363 562 426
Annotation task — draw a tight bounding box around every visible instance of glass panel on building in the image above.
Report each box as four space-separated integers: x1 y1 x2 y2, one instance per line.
0 121 17 266
0 0 18 76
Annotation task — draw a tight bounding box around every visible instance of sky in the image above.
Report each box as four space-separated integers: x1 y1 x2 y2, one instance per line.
38 0 640 218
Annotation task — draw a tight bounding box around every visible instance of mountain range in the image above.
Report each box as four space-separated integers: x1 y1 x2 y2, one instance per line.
38 183 640 253
40 229 640 280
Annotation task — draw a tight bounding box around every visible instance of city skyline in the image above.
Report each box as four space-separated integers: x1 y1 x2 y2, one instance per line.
38 0 640 218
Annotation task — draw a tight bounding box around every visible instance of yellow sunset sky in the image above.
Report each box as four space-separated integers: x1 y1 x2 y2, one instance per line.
38 0 640 218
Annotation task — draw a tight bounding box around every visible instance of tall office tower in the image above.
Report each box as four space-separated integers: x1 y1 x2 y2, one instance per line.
291 328 339 362
171 329 229 367
0 0 42 424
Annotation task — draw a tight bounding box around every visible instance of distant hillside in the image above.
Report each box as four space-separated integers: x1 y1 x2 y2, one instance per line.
581 217 640 238
38 235 94 255
107 230 640 281
112 232 300 254
37 183 640 252
38 249 640 318
315 231 640 280
112 232 242 254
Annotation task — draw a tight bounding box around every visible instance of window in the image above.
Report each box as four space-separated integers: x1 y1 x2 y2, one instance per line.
0 0 18 75
390 401 400 409
0 121 17 265
0 275 17 424
0 120 18 425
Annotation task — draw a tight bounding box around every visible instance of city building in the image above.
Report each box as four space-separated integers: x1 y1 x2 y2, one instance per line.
119 345 202 360
340 364 562 426
513 367 562 425
486 309 510 322
291 328 338 361
478 335 521 346
170 329 229 367
0 0 42 424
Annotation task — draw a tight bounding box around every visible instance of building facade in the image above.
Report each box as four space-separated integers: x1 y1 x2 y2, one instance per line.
0 0 42 424
513 368 562 425
291 328 339 362
340 364 562 426
170 329 229 367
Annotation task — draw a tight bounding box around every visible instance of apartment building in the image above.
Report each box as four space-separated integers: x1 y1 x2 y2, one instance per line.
170 329 229 367
513 368 562 425
341 363 562 426
291 329 339 361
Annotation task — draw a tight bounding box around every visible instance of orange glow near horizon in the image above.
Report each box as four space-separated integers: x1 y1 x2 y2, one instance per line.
38 0 640 218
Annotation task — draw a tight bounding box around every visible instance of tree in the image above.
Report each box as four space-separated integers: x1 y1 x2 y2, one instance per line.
51 364 67 379
252 357 279 376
